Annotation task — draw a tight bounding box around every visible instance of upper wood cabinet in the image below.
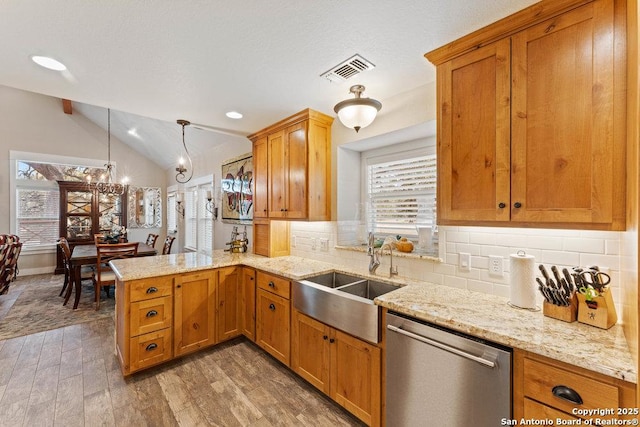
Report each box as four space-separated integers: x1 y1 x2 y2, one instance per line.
426 0 626 230
248 108 333 221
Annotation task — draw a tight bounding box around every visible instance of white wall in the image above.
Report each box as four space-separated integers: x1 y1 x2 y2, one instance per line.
0 85 167 274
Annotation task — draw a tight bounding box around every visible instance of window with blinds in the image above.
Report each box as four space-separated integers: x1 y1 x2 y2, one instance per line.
184 188 198 250
167 193 177 234
367 154 436 236
17 187 60 246
184 176 214 255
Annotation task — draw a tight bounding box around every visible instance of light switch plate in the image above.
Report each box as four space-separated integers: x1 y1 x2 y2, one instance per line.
319 238 329 251
459 252 471 272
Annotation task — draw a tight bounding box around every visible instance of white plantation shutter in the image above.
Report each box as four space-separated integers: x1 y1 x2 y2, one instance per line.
184 188 197 250
367 154 436 236
184 176 213 254
197 184 212 255
167 193 177 234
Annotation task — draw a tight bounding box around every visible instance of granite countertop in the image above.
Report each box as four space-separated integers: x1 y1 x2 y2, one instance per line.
110 251 637 383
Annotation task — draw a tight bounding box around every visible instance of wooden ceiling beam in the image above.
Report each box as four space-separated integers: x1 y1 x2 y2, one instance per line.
62 99 72 115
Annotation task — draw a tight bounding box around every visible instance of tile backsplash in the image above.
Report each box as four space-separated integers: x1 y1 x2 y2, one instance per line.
289 222 624 317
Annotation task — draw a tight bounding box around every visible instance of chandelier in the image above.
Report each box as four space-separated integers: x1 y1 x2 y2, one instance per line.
94 108 126 196
175 119 193 184
333 85 382 133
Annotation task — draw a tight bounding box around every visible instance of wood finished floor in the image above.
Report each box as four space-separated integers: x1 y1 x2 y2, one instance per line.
0 317 364 426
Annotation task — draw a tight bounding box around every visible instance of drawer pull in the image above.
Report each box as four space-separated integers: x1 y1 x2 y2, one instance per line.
323 335 328 340
146 287 158 294
146 310 158 318
269 303 276 311
268 281 275 288
329 338 335 343
145 343 158 351
552 385 583 405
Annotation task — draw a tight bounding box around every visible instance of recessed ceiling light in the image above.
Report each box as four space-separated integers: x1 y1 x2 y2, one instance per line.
31 55 67 71
128 128 140 138
226 111 243 119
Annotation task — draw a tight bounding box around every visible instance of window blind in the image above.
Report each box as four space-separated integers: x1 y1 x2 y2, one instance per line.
17 188 60 246
197 184 212 255
367 154 436 236
167 194 177 234
184 189 197 250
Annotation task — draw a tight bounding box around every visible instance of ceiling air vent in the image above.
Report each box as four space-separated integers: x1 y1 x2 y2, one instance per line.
321 54 376 83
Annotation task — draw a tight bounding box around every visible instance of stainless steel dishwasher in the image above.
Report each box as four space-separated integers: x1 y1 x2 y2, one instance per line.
386 311 511 427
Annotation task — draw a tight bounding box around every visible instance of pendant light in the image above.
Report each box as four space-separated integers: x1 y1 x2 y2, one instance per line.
175 119 193 184
333 85 382 133
94 108 126 196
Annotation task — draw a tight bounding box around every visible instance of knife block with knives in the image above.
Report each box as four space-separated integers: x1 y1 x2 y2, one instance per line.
538 265 578 323
573 266 617 329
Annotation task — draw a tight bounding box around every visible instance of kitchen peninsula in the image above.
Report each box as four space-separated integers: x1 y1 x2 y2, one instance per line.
112 251 637 425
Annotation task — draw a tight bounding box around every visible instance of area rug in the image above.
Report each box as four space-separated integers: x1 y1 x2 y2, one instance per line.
0 273 114 340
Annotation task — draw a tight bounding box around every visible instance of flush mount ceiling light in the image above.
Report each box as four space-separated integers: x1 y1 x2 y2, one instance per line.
175 119 193 184
226 111 243 119
31 55 67 71
333 85 382 133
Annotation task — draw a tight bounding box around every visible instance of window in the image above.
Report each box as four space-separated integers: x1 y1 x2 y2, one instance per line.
364 146 436 237
183 176 214 255
167 192 177 234
10 151 108 251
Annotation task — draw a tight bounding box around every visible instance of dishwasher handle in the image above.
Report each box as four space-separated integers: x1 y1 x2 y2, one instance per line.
387 324 496 368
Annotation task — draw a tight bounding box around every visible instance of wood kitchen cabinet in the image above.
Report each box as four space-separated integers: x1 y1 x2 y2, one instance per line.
291 310 381 426
513 350 636 423
174 270 217 357
427 0 626 230
255 271 291 365
216 266 241 342
240 267 256 341
253 136 269 219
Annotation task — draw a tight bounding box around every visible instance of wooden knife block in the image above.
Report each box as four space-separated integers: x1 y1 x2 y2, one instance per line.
543 294 577 323
576 289 617 329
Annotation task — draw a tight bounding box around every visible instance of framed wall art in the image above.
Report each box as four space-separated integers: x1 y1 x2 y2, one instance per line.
221 153 253 224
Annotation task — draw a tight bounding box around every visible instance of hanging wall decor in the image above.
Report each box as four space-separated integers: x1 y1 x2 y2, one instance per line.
221 153 253 223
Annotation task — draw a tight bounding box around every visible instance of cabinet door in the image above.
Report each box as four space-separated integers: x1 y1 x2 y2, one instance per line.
240 267 256 341
217 267 241 342
174 271 217 357
291 310 330 394
267 130 287 218
437 39 511 223
253 136 269 219
283 122 307 219
511 1 619 225
256 289 290 365
330 329 381 426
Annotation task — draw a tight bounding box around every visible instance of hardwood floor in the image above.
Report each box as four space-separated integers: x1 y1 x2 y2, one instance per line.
0 318 364 426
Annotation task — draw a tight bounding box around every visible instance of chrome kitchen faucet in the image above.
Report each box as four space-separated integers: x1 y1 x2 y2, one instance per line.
367 232 380 274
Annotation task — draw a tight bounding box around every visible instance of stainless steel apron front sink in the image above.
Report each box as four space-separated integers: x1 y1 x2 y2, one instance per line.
293 272 398 344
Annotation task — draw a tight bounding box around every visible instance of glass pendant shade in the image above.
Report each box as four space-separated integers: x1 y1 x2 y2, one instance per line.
334 85 382 133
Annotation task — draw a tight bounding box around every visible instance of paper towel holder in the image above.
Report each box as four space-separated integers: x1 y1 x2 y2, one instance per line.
507 250 541 312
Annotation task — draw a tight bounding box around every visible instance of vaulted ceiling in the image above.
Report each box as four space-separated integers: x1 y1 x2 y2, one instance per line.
0 0 537 168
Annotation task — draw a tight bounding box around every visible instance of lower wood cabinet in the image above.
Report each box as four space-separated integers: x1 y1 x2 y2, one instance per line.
514 349 636 423
256 271 291 365
174 270 217 357
291 310 381 427
216 266 241 342
241 267 256 341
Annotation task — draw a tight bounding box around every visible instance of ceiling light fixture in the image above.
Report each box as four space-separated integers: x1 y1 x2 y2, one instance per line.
175 119 193 184
226 111 243 119
31 55 67 71
94 108 126 196
333 85 382 133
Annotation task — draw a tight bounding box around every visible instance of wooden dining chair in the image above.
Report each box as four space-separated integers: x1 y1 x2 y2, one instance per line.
57 237 93 298
145 233 159 248
93 242 139 310
162 236 175 255
94 233 106 244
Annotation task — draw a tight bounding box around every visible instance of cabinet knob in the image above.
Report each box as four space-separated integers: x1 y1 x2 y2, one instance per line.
145 343 158 352
498 202 506 209
269 303 276 311
323 335 328 340
146 287 158 294
268 281 275 288
514 202 522 208
552 385 583 405
280 208 285 212
329 338 335 343
146 310 158 318
176 285 181 288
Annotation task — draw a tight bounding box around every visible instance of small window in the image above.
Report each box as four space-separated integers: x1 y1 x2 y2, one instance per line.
366 153 436 237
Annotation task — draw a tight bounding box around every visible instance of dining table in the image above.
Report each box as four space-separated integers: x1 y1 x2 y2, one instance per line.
64 242 157 309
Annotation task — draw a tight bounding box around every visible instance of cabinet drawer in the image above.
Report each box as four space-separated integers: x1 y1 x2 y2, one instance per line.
130 296 172 337
524 398 579 421
523 358 619 414
130 328 172 372
257 272 290 299
129 276 173 302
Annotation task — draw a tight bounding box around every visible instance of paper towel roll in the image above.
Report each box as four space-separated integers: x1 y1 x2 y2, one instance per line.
509 252 537 309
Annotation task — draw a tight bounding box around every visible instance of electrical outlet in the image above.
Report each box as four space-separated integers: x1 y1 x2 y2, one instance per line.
459 252 471 272
319 238 329 251
489 255 503 277
311 238 317 250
